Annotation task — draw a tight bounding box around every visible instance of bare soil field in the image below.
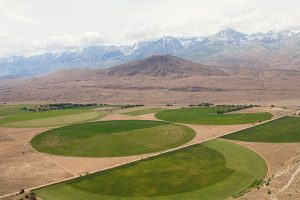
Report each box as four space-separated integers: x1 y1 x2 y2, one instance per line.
101 112 159 121
0 127 72 197
234 141 300 200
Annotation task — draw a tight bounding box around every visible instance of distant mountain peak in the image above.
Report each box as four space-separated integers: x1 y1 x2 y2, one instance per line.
218 28 239 34
249 30 295 43
159 36 177 41
211 28 246 42
267 30 294 38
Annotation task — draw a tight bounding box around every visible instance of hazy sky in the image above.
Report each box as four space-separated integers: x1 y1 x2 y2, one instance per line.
0 0 299 57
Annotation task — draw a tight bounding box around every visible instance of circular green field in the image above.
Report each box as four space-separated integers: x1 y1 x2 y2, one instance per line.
34 139 267 200
31 120 195 157
222 116 300 142
156 107 272 125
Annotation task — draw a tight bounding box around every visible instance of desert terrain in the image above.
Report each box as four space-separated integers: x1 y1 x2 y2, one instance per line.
0 56 300 106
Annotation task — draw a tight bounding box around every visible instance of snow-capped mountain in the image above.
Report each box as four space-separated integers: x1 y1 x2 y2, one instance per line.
131 36 184 59
179 37 204 48
208 28 247 44
249 30 295 43
0 28 299 78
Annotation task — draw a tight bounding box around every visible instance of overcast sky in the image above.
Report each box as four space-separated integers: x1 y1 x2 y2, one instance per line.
0 0 299 57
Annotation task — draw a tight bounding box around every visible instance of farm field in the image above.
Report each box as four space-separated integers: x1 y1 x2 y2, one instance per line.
121 107 165 116
155 106 272 125
0 108 106 128
0 104 36 116
31 120 195 157
34 139 267 200
222 116 300 143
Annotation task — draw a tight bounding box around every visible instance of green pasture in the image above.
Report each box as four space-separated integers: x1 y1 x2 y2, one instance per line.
156 107 272 125
0 108 106 128
122 107 165 116
0 104 36 116
222 116 300 142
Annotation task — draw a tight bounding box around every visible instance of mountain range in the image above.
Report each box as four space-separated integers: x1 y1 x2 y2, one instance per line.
1 28 299 78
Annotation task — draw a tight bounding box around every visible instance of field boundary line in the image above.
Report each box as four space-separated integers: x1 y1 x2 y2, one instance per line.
0 111 294 200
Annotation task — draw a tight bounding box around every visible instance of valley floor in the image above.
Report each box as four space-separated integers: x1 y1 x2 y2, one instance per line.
0 106 298 200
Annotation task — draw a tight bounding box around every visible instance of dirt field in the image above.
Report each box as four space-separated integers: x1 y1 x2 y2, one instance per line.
0 106 297 200
235 141 300 200
0 127 73 197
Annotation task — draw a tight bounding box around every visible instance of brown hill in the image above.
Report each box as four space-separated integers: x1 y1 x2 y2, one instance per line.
106 55 227 76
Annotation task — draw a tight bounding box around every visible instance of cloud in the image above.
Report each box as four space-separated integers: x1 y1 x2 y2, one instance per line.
6 13 42 25
32 32 108 52
0 32 108 57
0 0 300 57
